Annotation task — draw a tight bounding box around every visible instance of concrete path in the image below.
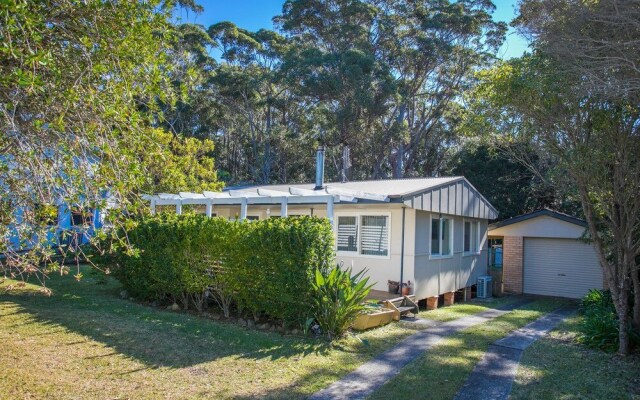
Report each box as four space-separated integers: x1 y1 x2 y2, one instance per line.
454 307 575 400
308 300 532 400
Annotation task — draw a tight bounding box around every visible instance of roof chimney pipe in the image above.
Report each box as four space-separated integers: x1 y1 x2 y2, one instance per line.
315 145 325 190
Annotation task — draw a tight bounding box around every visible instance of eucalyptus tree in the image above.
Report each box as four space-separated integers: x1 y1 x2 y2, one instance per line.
0 0 221 285
277 0 506 179
208 22 316 184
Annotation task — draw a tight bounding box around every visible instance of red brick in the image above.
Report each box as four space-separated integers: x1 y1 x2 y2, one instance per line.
503 236 523 294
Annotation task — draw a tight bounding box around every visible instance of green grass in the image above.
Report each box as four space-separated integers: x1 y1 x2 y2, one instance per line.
416 295 519 322
512 315 640 400
369 298 571 400
3 272 636 400
0 269 422 399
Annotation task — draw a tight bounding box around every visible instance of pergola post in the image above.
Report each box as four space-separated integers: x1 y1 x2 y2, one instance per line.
205 201 213 218
176 201 182 215
240 198 248 220
327 196 334 225
280 197 288 217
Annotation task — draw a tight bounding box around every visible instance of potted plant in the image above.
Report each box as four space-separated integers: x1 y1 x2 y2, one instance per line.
387 280 400 294
352 302 395 330
401 281 412 296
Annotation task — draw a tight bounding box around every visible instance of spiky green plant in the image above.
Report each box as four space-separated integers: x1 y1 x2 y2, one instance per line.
310 265 374 339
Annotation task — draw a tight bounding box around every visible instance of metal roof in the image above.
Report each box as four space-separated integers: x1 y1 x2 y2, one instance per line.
488 209 587 229
231 177 461 198
145 176 499 219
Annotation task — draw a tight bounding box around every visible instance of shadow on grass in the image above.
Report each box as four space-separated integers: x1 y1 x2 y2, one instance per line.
0 274 333 369
229 300 571 400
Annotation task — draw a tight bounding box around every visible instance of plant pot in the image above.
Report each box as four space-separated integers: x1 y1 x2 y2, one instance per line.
402 286 411 296
352 309 395 331
388 284 399 294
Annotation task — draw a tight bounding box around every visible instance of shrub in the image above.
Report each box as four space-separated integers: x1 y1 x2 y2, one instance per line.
99 214 335 326
227 216 334 326
309 265 374 339
103 213 234 311
578 289 639 352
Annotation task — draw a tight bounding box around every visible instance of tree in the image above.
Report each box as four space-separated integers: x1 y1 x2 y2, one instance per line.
0 0 221 285
516 0 640 102
473 53 640 355
446 143 581 220
516 0 640 355
277 0 507 180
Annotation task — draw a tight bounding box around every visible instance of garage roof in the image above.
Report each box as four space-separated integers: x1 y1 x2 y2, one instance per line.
489 209 586 229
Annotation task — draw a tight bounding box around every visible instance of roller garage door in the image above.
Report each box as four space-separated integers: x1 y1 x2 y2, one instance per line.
524 238 603 298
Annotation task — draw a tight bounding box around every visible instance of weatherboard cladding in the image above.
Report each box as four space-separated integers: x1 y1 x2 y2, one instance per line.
403 179 498 220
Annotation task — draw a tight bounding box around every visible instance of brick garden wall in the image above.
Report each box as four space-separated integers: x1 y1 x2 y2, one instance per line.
503 236 523 294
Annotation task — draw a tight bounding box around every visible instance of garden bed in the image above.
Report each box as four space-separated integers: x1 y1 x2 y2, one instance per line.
352 309 395 330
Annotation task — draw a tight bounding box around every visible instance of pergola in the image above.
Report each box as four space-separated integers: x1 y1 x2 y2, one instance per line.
144 186 390 223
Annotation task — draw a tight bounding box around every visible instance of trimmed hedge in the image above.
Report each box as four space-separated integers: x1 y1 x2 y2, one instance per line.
101 213 334 327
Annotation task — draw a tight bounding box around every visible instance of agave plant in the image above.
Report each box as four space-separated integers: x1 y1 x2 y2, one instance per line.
309 264 374 339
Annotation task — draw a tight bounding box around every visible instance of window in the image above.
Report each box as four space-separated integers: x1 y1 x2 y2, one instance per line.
431 217 452 256
71 208 93 227
336 214 389 256
464 220 480 253
360 215 388 256
246 215 260 221
337 216 358 252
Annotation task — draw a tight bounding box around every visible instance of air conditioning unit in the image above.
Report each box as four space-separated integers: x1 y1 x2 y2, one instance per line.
477 276 493 299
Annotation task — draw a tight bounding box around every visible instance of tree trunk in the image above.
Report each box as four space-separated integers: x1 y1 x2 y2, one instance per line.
632 261 640 333
578 183 631 355
613 287 631 355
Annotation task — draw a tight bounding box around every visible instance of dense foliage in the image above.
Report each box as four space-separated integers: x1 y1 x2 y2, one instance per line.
101 214 335 328
0 0 221 281
167 0 507 183
579 290 639 353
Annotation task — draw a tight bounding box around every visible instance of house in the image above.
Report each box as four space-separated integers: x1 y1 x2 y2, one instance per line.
147 148 498 308
4 203 102 252
488 209 604 299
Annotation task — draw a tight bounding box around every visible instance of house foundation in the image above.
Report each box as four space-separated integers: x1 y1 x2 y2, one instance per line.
426 296 439 310
443 291 455 306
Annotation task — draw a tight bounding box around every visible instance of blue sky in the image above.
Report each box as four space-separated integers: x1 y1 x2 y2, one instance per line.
178 0 529 59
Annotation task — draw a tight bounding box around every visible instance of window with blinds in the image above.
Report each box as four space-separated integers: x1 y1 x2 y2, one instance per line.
337 216 358 252
360 215 388 256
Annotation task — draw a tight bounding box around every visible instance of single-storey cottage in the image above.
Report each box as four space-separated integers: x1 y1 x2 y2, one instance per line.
147 148 499 305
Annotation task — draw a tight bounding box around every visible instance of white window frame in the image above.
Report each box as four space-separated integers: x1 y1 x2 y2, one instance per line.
430 216 453 259
334 211 391 259
463 219 481 256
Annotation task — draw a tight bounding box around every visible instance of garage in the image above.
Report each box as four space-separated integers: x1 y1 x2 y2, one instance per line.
488 209 604 299
523 237 603 298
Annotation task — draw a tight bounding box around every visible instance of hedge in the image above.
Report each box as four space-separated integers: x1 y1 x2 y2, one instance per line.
100 213 335 327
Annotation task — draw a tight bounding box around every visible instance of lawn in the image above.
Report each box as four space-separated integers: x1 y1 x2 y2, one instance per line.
2 271 637 400
369 298 570 400
512 315 640 399
0 270 422 399
416 295 519 322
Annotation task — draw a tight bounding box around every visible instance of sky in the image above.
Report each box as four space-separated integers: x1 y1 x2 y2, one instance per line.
177 0 529 60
